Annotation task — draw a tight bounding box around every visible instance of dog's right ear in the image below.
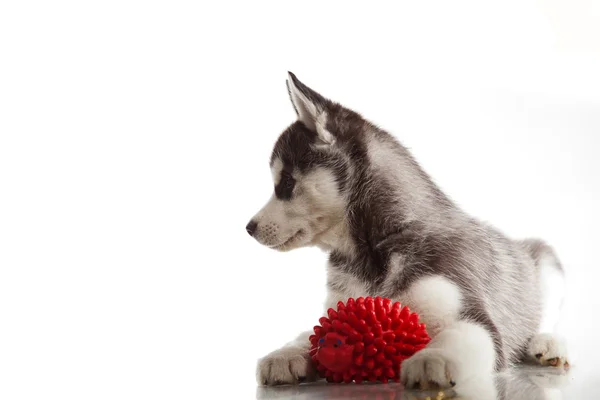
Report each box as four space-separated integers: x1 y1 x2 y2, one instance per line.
286 72 335 146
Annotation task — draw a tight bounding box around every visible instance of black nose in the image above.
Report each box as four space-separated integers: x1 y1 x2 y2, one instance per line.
246 220 258 236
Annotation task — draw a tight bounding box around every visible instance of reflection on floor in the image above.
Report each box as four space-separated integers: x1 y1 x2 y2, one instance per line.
256 366 572 400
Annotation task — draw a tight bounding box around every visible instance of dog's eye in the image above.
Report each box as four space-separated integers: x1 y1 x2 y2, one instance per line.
282 171 295 187
275 170 296 200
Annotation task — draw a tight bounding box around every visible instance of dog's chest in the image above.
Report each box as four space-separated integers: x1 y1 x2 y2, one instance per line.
326 260 411 302
327 266 371 298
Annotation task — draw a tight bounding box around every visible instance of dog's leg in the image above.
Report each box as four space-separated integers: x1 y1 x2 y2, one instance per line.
256 288 359 386
398 276 496 390
401 320 496 389
526 287 569 368
521 239 569 368
255 331 316 386
526 245 569 368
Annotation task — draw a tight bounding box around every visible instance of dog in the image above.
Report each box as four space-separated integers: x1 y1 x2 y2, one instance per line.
247 72 568 389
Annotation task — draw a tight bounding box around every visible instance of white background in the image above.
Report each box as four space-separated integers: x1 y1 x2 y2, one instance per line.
1 1 599 399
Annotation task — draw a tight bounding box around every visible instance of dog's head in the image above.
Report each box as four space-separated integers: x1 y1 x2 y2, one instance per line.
246 73 356 252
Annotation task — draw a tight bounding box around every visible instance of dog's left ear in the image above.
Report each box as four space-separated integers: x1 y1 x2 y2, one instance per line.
286 72 335 146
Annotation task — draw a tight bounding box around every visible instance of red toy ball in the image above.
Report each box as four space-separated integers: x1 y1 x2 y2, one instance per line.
309 296 430 384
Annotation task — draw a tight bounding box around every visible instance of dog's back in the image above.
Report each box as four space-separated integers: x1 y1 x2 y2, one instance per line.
325 123 550 367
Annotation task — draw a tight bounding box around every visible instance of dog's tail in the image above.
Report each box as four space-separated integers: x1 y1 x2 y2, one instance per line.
518 238 564 274
519 238 566 333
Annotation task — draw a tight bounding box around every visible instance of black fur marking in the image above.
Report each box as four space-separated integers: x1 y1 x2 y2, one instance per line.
274 167 296 200
270 122 348 195
270 123 318 170
328 224 435 293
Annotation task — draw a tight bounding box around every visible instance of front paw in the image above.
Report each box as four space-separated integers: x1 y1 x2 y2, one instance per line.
256 346 316 386
400 349 458 390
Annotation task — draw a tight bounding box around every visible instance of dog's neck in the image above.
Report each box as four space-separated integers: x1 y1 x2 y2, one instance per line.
313 217 355 257
313 137 462 267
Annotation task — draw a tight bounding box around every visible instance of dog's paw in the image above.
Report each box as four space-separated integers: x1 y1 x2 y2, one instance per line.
256 346 316 386
527 333 569 368
400 349 458 390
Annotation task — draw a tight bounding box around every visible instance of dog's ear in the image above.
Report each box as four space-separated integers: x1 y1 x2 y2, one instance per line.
286 72 335 146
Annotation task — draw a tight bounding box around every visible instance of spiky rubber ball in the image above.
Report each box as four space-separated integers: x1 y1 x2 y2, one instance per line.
309 296 430 384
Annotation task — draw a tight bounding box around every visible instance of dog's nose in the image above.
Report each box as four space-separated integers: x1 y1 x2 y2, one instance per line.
246 220 258 236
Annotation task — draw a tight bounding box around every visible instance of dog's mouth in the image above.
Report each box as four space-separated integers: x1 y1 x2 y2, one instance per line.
269 230 304 251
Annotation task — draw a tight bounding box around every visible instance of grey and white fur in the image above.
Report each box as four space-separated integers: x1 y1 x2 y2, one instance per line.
247 72 568 389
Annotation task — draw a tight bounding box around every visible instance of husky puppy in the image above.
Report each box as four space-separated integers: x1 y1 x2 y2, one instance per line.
247 72 568 389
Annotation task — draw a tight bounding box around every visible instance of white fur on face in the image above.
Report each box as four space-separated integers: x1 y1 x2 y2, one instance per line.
270 158 283 186
249 164 345 252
